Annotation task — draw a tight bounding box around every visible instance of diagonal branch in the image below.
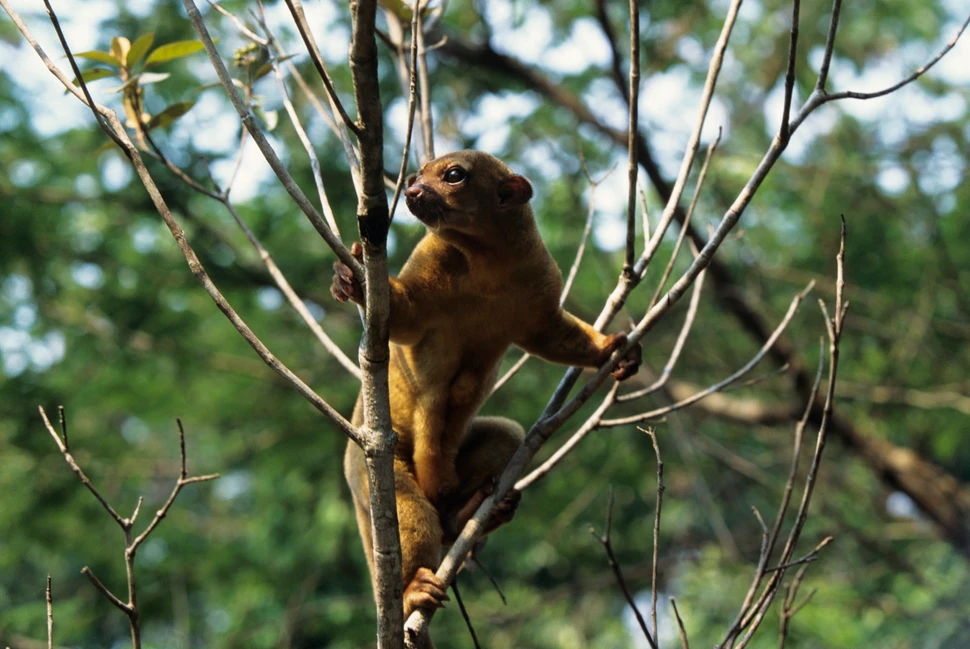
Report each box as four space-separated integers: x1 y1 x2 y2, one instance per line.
181 0 363 280
602 282 814 427
38 406 126 528
2 0 361 444
282 0 360 136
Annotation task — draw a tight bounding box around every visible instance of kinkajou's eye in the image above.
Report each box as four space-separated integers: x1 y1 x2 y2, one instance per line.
444 167 467 184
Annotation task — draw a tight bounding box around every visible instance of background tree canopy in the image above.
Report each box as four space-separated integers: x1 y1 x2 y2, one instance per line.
1 0 969 647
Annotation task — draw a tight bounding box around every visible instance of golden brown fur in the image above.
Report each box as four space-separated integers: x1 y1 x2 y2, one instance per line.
332 151 641 636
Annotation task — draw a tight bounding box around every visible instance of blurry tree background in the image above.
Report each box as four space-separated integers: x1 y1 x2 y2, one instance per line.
1 0 969 647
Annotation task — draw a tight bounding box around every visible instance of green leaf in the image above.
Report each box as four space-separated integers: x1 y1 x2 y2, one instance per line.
127 33 155 67
147 100 197 131
69 67 117 88
74 50 119 67
253 54 297 81
145 40 206 66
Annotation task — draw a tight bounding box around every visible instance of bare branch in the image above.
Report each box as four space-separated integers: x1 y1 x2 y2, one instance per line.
824 12 969 103
730 219 848 649
765 536 834 573
416 7 434 163
591 487 658 649
38 407 127 529
130 421 220 553
56 406 68 451
643 428 665 644
647 131 720 311
779 0 801 143
792 12 970 132
779 569 816 649
491 352 531 394
603 282 814 427
388 4 421 222
636 0 740 278
618 266 707 403
257 4 342 238
346 1 404 646
515 383 619 491
282 0 360 135
671 597 690 649
815 0 843 92
181 0 363 279
623 0 641 276
720 336 825 647
451 578 481 649
46 408 216 649
206 0 267 44
46 576 53 649
138 91 362 379
130 497 144 527
80 567 130 614
535 0 743 426
0 0 363 443
639 180 651 249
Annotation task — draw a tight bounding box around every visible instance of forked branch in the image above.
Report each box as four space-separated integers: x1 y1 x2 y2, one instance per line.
39 408 217 649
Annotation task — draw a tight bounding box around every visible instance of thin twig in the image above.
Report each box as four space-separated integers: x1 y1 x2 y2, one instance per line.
647 131 720 311
824 12 969 103
80 567 130 614
779 0 801 143
730 219 847 649
724 363 791 392
56 406 68 451
282 0 359 135
603 282 814 426
636 0 741 279
257 2 342 237
671 597 690 649
765 536 833 573
591 486 658 649
416 6 434 163
38 407 126 528
815 0 843 92
516 383 619 491
639 180 651 249
623 0 641 276
792 11 970 132
469 556 507 605
207 0 267 44
618 265 707 403
130 421 219 552
46 576 53 649
388 3 420 221
183 0 363 279
720 337 825 648
641 427 665 644
451 577 481 649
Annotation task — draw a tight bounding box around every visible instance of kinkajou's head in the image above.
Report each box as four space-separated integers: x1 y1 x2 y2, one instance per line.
405 151 534 238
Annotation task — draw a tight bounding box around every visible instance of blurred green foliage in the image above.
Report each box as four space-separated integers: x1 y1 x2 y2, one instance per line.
1 0 969 647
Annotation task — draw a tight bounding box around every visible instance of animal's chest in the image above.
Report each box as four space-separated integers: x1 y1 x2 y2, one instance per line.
388 318 508 435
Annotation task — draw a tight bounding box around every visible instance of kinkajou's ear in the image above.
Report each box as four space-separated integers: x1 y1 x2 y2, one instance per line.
497 174 533 206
